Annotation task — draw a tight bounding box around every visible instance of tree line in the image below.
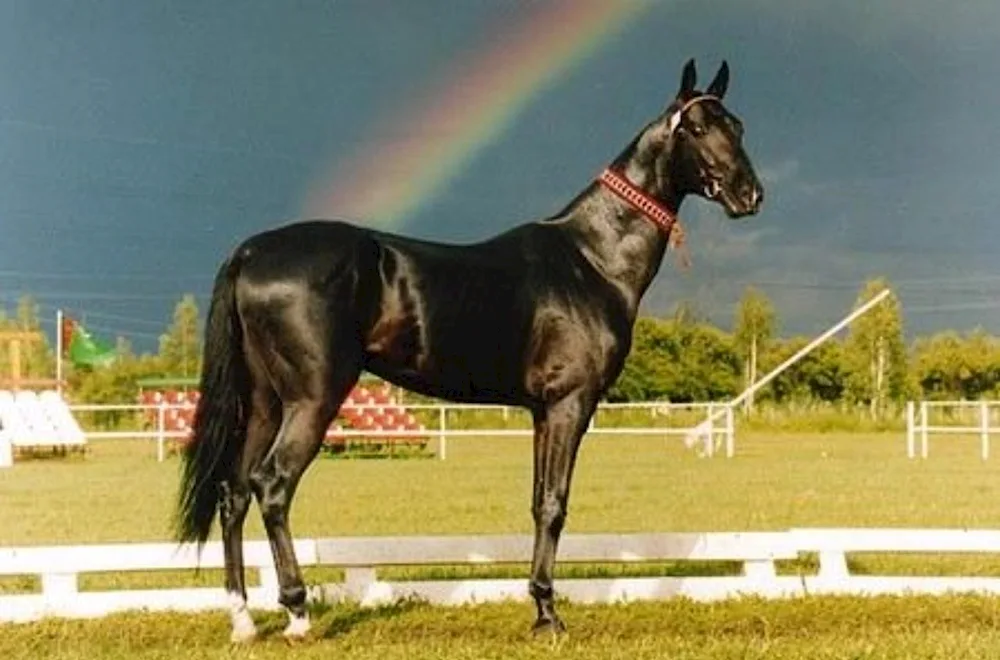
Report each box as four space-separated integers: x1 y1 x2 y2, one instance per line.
0 279 998 415
606 276 997 418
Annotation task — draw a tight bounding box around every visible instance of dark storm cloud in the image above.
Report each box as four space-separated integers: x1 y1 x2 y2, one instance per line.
2 0 999 347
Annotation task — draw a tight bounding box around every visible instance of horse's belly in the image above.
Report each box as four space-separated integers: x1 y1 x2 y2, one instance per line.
364 314 526 404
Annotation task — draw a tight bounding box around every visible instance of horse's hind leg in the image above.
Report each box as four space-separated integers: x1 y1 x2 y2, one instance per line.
221 383 280 644
249 360 360 640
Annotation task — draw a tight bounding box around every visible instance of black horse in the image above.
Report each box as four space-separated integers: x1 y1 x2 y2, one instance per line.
176 59 763 643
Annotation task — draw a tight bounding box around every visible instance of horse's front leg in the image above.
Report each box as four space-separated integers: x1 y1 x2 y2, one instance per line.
528 389 597 634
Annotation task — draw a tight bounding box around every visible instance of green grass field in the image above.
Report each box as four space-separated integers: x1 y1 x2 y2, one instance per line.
4 430 1000 658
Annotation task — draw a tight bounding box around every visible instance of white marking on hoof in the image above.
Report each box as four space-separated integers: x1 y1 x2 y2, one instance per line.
230 623 257 645
228 592 257 644
283 611 311 639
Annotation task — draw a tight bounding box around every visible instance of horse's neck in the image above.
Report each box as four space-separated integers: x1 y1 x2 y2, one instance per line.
552 151 684 317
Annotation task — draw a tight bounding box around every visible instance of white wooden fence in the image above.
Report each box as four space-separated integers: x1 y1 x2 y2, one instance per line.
67 400 737 462
4 528 1000 624
905 400 1000 459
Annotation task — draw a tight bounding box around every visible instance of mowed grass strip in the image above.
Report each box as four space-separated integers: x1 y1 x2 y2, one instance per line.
4 594 1000 659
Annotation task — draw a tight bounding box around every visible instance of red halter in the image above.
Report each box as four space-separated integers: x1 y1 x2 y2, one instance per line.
595 95 718 268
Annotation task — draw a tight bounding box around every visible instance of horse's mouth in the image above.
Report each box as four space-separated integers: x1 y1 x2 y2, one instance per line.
704 178 762 218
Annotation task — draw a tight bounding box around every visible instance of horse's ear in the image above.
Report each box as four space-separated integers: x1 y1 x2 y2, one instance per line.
678 58 697 98
706 60 729 98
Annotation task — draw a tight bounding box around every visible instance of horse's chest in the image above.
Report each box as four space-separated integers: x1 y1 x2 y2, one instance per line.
524 306 626 401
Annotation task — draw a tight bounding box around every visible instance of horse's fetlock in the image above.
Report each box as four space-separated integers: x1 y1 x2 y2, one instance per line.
279 583 308 611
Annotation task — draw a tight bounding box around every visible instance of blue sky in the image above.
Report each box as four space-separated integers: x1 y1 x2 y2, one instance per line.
2 0 1000 352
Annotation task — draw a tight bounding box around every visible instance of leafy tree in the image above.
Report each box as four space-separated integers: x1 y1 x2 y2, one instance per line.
844 278 906 419
732 286 776 415
607 318 677 402
607 317 740 403
910 328 1000 400
763 336 847 403
158 294 202 378
672 300 706 327
116 335 135 360
670 322 741 402
0 296 55 384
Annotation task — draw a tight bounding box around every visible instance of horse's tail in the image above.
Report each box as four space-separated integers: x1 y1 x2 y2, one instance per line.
174 252 248 549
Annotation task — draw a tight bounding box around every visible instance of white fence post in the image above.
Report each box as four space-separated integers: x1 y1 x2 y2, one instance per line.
0 431 11 468
907 400 1000 461
906 401 915 459
725 405 735 458
705 403 715 458
344 566 377 603
156 403 166 463
816 550 850 582
438 405 447 461
741 557 776 581
41 571 78 609
981 401 990 461
920 401 929 459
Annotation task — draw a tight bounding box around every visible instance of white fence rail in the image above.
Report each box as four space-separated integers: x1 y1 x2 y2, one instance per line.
66 400 736 462
3 527 1000 623
905 400 1000 459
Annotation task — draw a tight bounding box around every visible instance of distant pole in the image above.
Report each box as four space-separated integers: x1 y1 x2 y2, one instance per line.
685 288 893 452
56 309 64 395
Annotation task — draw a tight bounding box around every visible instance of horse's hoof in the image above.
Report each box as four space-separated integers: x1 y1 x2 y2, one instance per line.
531 616 567 636
283 614 312 642
229 598 257 644
229 626 257 645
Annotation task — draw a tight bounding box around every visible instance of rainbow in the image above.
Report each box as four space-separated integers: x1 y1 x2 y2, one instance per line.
303 0 652 230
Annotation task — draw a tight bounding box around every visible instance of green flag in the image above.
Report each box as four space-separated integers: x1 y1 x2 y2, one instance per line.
62 317 117 368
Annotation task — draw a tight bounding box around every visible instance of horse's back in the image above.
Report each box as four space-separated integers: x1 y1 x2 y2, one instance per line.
361 225 544 402
234 219 375 280
226 218 621 406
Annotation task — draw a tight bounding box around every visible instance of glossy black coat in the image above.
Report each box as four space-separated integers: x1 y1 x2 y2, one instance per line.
176 59 764 640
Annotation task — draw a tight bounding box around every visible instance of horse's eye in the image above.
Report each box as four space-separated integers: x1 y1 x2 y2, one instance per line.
691 125 706 138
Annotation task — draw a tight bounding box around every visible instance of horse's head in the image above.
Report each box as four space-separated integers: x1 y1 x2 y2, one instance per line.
641 59 764 219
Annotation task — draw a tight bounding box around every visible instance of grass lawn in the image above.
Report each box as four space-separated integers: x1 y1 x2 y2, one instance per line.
5 595 1000 659
3 430 1000 658
5 430 1000 545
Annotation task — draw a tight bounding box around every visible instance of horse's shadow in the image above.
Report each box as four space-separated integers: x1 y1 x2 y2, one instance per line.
321 597 429 638
254 596 429 639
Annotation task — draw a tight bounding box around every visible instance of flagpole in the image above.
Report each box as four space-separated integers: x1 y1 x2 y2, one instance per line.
56 308 63 395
